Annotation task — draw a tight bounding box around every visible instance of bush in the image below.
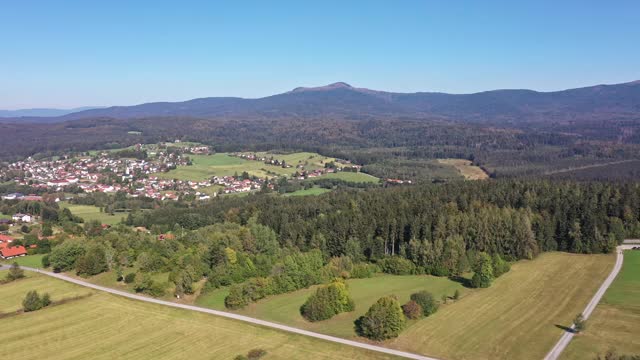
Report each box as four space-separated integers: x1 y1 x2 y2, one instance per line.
491 254 511 277
225 284 249 309
301 280 355 322
350 263 377 278
402 300 423 319
133 274 166 297
356 296 405 340
6 262 25 281
247 348 267 359
22 290 51 312
124 272 136 284
453 289 460 300
379 256 416 275
41 255 50 268
410 290 439 316
574 313 586 333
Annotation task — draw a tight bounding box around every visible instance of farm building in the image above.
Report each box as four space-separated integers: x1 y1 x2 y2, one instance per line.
0 235 27 259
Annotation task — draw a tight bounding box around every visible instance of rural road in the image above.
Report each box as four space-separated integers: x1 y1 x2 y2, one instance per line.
543 245 634 360
0 264 438 360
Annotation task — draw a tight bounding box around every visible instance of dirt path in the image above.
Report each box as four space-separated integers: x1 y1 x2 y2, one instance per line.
543 245 633 360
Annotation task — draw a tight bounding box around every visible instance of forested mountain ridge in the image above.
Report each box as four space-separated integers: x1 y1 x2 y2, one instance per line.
4 80 640 124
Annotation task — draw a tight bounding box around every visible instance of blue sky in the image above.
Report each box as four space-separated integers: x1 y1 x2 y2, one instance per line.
1 0 638 109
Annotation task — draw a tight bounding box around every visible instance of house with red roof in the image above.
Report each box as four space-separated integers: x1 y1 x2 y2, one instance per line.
0 235 28 259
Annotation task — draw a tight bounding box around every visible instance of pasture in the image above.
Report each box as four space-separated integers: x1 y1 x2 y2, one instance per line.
438 159 489 180
196 274 465 339
388 252 614 360
0 270 94 313
1 272 398 360
156 153 291 181
561 250 640 359
58 202 128 226
283 187 332 196
1 254 45 268
320 171 380 183
156 151 380 183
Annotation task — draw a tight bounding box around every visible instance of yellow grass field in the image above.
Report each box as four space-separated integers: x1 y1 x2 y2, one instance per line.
388 252 614 360
0 271 399 360
438 159 489 180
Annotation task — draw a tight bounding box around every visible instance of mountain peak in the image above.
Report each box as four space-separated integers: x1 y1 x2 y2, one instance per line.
290 82 354 93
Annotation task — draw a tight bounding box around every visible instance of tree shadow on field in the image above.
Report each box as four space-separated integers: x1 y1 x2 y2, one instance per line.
448 275 473 288
555 324 575 333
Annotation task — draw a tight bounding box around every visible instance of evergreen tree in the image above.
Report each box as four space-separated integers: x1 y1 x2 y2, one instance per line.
471 252 494 288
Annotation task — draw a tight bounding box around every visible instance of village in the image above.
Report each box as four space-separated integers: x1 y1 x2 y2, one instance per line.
0 144 270 201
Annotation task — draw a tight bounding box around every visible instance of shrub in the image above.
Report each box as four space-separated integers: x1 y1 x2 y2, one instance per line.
22 290 51 312
41 255 50 268
491 254 511 277
402 300 423 319
301 280 355 322
356 296 405 340
453 289 460 300
410 290 439 316
133 274 166 297
379 256 415 275
6 262 25 281
574 313 586 333
225 284 249 309
350 263 377 278
247 348 267 359
124 272 136 284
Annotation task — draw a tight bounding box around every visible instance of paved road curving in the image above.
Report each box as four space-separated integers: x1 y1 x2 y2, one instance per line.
0 264 438 360
543 245 634 360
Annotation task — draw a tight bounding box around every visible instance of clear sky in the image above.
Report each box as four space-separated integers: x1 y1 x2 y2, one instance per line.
1 0 639 109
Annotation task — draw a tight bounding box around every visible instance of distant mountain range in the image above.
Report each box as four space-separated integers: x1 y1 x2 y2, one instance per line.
0 107 102 118
3 80 640 124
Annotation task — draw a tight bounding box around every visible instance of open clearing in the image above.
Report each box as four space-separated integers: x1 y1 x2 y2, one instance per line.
561 250 640 359
58 202 128 225
284 187 332 196
387 252 614 360
320 171 380 183
156 153 293 181
1 272 398 360
197 274 465 339
437 159 489 180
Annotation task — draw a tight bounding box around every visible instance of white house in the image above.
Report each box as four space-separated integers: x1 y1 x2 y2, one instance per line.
11 213 32 223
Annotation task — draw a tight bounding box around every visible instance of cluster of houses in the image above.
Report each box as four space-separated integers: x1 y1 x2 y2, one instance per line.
211 176 269 194
0 234 27 259
0 150 215 200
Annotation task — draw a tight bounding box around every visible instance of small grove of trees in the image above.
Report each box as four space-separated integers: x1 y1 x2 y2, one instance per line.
356 296 405 340
300 279 355 322
22 290 51 312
